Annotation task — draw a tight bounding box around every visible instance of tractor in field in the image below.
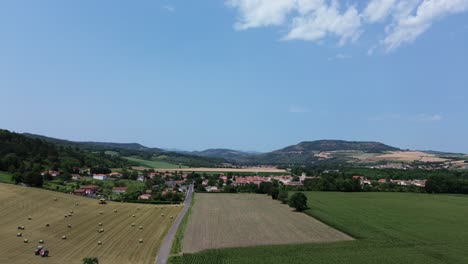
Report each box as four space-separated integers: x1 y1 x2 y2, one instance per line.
34 246 48 257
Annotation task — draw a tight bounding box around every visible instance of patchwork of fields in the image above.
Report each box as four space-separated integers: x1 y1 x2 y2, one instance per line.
182 193 352 253
174 192 468 264
0 183 181 264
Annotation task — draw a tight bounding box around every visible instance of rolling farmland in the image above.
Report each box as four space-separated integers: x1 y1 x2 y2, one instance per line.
173 192 468 264
0 183 181 264
124 156 187 169
182 193 352 253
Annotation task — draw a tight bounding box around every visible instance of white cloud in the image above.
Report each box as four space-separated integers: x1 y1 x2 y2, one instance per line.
283 3 361 45
226 0 296 30
363 0 398 23
164 5 175 12
226 0 468 51
383 0 468 51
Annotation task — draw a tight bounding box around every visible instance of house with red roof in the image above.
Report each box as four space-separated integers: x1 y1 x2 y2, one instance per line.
138 194 152 200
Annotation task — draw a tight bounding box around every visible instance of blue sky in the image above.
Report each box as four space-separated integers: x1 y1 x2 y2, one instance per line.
1 0 468 153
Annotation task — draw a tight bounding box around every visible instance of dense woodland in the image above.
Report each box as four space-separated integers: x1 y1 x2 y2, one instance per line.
24 133 225 168
0 129 128 186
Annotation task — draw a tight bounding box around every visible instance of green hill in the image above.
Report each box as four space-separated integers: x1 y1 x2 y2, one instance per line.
22 132 225 168
0 129 128 186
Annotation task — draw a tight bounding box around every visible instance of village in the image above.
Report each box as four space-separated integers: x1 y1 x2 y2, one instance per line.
39 168 429 203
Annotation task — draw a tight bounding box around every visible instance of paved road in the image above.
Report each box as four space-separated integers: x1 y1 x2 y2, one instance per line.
155 184 194 264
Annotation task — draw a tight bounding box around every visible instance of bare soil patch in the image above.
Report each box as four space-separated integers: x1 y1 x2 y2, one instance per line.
182 193 352 253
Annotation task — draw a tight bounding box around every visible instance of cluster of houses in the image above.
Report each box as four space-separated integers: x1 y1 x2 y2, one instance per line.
354 176 427 187
69 170 189 201
199 173 429 192
201 173 318 192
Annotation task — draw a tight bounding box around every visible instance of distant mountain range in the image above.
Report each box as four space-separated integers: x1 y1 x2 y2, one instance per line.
20 132 465 167
175 140 401 165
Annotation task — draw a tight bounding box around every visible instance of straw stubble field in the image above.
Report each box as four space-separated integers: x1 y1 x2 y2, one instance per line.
0 183 181 264
182 193 352 253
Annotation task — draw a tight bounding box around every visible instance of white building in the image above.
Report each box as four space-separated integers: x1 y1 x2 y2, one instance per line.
93 174 108 181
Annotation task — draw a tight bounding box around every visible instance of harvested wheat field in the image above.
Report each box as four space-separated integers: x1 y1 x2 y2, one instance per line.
0 183 180 264
182 193 352 253
372 151 448 162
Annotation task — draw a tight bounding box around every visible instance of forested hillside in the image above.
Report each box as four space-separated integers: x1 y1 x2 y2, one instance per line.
23 133 225 168
0 129 128 186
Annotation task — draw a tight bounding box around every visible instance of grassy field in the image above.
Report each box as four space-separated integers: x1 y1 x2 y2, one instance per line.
181 193 351 253
125 156 187 169
173 192 468 264
171 193 195 254
0 183 181 264
0 171 13 183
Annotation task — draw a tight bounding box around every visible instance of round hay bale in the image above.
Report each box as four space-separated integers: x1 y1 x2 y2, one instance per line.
53 198 57 201
39 240 44 244
64 215 68 218
99 211 103 215
132 214 136 217
97 241 102 245
139 226 143 230
113 209 117 213
98 228 104 233
20 226 25 230
62 236 67 240
68 213 72 217
70 210 73 214
46 224 50 227
67 224 72 228
75 202 79 206
161 214 165 217
27 216 32 220
98 223 103 226
139 238 143 243
131 223 135 227
170 216 173 219
23 239 28 243
17 232 22 237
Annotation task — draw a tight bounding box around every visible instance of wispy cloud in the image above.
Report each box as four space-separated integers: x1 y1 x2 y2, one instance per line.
369 113 443 123
163 5 175 12
416 114 443 123
226 0 468 52
289 106 309 113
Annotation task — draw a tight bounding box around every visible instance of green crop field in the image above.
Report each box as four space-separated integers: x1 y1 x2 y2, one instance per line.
172 192 468 264
124 157 187 169
0 171 13 183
